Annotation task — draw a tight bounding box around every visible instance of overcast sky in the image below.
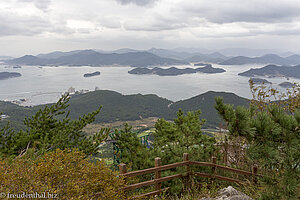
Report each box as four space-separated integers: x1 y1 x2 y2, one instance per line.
1 0 300 56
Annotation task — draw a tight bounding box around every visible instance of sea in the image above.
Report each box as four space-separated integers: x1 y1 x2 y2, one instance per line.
0 64 299 106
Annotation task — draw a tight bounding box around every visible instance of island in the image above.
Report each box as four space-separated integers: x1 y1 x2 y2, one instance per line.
83 71 100 77
238 64 300 79
279 82 294 88
128 65 225 76
0 72 22 80
249 78 271 84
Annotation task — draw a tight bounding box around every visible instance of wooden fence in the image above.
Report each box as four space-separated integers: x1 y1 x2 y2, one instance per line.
119 153 260 199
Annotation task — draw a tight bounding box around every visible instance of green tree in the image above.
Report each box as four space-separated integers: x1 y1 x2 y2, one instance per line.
115 110 217 169
0 94 109 157
114 110 217 194
153 109 216 164
152 109 217 193
215 97 300 199
113 123 152 171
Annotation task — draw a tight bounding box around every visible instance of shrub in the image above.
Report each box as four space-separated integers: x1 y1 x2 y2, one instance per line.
0 149 125 200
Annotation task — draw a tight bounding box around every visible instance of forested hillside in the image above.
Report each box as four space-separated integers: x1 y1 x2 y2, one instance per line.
171 91 249 127
66 90 174 122
0 90 249 130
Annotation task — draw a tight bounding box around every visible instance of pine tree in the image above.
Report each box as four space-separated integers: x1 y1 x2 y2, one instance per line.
114 110 217 194
215 96 300 199
113 123 152 170
0 94 109 157
153 109 216 164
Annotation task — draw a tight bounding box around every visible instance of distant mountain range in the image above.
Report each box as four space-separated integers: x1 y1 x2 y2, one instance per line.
5 50 187 67
214 48 295 57
0 56 14 60
219 54 300 65
0 90 249 130
4 48 300 66
147 48 229 63
238 64 300 79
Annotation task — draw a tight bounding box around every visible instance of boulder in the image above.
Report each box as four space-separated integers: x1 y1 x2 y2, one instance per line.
200 186 253 200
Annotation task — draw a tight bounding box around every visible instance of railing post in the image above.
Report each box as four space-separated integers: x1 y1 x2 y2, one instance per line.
252 165 258 184
119 163 127 198
119 163 127 174
155 157 162 191
183 153 191 189
119 163 127 182
211 156 216 184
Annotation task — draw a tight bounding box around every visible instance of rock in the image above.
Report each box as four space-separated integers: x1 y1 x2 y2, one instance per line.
200 186 253 200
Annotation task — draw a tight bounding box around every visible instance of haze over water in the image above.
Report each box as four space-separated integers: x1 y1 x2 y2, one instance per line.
0 64 298 106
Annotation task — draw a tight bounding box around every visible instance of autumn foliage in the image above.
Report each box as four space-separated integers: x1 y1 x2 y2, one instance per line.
0 149 125 200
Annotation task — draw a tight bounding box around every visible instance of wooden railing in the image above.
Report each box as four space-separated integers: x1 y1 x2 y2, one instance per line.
119 153 260 199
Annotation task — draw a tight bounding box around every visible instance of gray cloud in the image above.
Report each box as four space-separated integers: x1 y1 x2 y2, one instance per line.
0 15 49 36
178 0 300 24
0 11 71 37
124 16 188 31
1 0 300 56
17 0 52 11
115 0 158 6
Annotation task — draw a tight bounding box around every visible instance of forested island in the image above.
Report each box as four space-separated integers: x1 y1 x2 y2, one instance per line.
128 65 225 76
0 72 22 80
238 64 300 78
279 82 294 88
83 71 100 77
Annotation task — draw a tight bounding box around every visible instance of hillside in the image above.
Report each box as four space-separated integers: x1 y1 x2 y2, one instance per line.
0 90 250 130
66 90 174 123
6 50 187 67
0 101 38 130
170 91 249 127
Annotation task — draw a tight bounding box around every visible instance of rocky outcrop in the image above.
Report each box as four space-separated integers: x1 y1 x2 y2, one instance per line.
201 186 253 200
